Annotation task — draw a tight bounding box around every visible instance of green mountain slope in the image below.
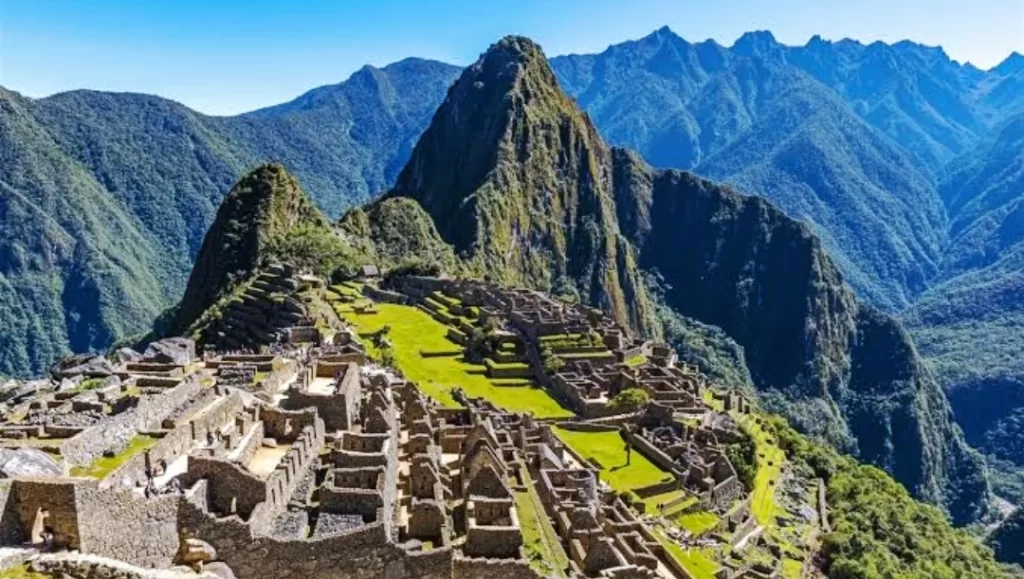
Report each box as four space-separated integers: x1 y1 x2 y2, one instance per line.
904 114 1024 492
0 88 174 376
0 60 460 377
378 36 990 524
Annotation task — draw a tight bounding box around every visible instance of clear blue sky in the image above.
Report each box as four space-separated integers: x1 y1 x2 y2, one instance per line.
2 0 1021 115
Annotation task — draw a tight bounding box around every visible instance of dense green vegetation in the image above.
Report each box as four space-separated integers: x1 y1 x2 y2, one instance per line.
770 416 1011 579
0 61 459 377
902 113 1024 503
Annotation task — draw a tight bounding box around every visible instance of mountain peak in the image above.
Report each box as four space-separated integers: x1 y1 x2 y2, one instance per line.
169 163 329 334
992 51 1024 75
732 29 779 55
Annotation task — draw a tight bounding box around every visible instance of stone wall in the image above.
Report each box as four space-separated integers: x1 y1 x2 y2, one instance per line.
75 481 179 568
363 285 408 304
625 432 685 479
179 496 453 579
452 557 541 579
10 479 81 549
61 376 201 468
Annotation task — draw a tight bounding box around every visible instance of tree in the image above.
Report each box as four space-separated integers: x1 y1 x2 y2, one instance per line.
608 388 649 412
542 351 565 374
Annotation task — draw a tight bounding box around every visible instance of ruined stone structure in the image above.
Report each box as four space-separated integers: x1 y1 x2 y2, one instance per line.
0 273 782 579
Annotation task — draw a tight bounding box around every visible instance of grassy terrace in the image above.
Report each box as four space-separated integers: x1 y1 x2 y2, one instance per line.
516 466 570 577
70 434 158 479
652 528 719 579
737 413 785 524
341 303 572 418
551 427 669 491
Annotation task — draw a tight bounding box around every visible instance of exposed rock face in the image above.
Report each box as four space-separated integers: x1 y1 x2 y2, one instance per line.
379 36 990 523
0 447 62 477
144 337 196 366
112 347 144 364
50 354 115 379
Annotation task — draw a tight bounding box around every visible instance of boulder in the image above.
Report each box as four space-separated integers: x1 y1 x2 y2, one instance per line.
145 337 197 366
111 346 143 364
203 562 237 579
58 376 82 392
181 537 218 565
50 354 115 379
0 448 62 478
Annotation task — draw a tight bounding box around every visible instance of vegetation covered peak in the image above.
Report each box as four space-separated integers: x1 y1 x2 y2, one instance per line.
168 163 334 334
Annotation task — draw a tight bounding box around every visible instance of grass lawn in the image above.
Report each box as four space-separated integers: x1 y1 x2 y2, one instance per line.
70 434 158 479
343 303 572 418
737 414 786 525
625 354 647 367
677 511 720 535
642 488 689 515
552 427 669 492
516 467 569 577
781 558 803 578
653 528 719 579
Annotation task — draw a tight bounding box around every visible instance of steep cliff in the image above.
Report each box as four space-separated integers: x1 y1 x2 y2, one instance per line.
378 36 989 523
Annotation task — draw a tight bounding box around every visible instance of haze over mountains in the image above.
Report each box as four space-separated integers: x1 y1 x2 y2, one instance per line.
2 26 1023 516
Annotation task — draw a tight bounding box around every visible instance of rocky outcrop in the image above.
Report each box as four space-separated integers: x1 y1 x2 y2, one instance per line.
0 448 61 478
144 337 196 366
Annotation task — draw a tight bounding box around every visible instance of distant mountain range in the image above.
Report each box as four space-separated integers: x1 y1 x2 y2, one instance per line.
0 59 459 377
2 26 1024 513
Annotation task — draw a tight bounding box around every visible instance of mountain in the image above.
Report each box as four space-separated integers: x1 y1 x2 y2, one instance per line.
904 113 1024 494
377 35 989 524
0 59 460 377
167 163 335 334
385 36 657 335
549 28 1024 311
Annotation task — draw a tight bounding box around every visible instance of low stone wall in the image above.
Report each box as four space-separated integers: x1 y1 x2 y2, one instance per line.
552 421 618 433
625 432 684 479
363 285 408 304
61 376 201 468
179 496 453 579
260 358 298 393
452 556 541 579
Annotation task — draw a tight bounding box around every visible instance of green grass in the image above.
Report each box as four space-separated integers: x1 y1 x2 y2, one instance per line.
677 511 719 535
70 434 158 479
484 358 530 370
738 414 785 525
642 489 688 514
781 558 803 578
653 528 719 579
343 303 571 418
0 565 49 579
625 354 647 367
552 427 668 491
516 468 569 577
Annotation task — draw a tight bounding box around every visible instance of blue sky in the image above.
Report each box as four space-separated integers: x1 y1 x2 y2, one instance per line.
2 0 1021 115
